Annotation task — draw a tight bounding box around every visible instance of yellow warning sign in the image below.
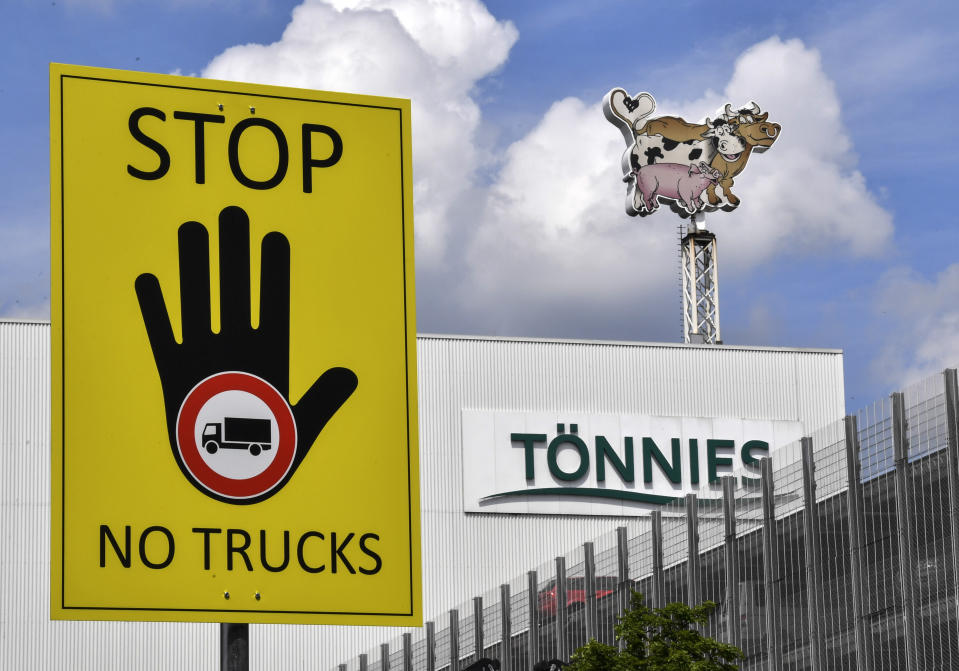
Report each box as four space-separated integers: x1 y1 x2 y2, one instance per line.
50 63 420 625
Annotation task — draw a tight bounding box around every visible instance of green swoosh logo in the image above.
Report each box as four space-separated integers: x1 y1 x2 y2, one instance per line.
480 487 678 506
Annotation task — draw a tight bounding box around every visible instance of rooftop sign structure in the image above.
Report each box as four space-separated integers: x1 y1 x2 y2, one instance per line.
603 90 781 218
603 88 782 345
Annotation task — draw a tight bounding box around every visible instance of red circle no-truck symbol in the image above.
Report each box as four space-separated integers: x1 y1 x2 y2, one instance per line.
176 371 297 500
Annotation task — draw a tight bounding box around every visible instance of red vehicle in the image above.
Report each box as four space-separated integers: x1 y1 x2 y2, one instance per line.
538 577 619 616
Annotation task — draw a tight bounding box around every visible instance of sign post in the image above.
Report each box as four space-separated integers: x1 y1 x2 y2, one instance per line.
221 622 249 671
50 64 421 629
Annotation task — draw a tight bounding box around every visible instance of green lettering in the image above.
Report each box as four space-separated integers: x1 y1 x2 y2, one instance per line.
642 437 683 484
511 433 547 480
547 432 590 482
707 439 735 483
740 439 769 488
688 438 700 485
595 435 634 483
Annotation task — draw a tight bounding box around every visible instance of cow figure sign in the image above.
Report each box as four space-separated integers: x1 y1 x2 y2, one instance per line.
603 89 781 218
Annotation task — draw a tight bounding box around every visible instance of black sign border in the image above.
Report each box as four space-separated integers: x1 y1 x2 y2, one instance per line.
56 70 417 620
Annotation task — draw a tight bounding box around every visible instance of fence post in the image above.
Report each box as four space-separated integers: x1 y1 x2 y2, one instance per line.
943 369 959 640
426 621 436 671
473 596 484 662
760 457 781 670
500 584 512 671
527 571 539 665
892 392 918 669
450 609 460 671
844 415 871 671
555 556 568 661
651 510 665 609
616 526 630 651
616 526 630 617
801 437 823 671
403 633 412 671
381 643 390 671
722 475 740 649
686 494 700 608
584 541 597 641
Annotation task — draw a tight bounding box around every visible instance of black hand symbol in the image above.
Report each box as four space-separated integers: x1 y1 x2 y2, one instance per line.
135 205 357 504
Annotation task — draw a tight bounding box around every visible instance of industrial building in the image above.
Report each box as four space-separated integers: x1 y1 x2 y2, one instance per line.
335 358 959 671
2 320 957 669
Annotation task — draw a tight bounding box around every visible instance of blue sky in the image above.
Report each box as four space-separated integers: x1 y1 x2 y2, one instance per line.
2 0 958 409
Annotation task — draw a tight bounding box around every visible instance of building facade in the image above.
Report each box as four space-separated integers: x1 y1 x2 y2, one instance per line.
338 365 959 671
2 321 864 668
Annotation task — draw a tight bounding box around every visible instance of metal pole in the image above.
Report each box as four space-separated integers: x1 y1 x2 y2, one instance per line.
500 583 512 671
722 476 740 649
616 526 630 616
527 571 540 665
651 510 665 608
219 623 249 671
760 458 781 671
892 392 918 669
450 609 460 671
710 234 721 343
426 621 436 671
681 231 720 344
403 633 412 671
616 526 630 651
474 596 484 662
689 235 698 342
801 437 822 671
943 369 959 639
555 556 568 661
584 542 597 641
691 211 706 233
381 643 390 671
359 654 368 671
686 494 700 608
682 234 693 343
844 415 871 671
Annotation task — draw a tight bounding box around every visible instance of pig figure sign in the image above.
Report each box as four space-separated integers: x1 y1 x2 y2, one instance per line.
603 89 781 218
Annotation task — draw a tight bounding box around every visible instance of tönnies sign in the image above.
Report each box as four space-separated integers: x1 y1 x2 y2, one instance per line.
462 410 803 515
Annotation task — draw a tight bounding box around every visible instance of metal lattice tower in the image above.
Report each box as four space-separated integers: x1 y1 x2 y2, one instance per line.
681 213 721 344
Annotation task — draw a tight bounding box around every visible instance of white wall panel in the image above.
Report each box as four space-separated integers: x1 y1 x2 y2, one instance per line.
0 322 219 669
0 324 843 669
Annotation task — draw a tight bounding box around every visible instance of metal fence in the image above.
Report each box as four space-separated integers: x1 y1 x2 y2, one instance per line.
338 367 959 671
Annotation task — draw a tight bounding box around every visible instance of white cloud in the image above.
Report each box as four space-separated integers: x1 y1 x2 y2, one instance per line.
461 37 893 336
639 37 892 267
873 265 959 387
716 38 892 265
201 0 517 266
192 10 895 346
464 96 678 336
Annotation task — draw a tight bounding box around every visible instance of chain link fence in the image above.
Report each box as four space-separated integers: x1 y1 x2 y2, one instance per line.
338 367 959 671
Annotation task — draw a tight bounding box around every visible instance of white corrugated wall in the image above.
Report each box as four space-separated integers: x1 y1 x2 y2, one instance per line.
1 324 844 669
0 322 220 669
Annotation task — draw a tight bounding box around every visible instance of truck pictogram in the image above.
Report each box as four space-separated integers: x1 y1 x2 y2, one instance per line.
202 417 272 456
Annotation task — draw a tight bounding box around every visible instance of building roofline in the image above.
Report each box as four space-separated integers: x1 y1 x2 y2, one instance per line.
417 332 843 355
0 318 50 325
0 321 843 355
